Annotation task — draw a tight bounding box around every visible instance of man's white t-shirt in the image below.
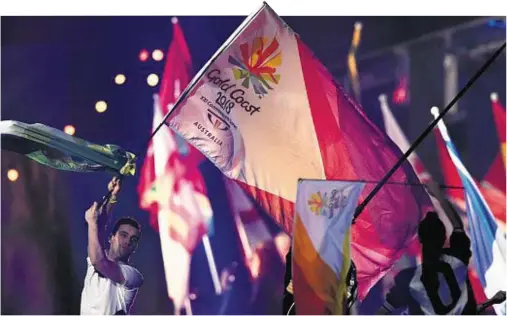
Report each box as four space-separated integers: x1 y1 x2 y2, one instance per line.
80 257 143 315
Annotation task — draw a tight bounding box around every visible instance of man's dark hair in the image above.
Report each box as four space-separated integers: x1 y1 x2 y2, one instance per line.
111 217 141 236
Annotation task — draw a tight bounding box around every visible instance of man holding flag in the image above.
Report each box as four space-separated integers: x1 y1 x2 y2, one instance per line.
81 178 144 315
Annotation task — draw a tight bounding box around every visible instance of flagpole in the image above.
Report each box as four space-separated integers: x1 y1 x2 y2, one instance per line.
201 234 223 295
353 42 506 220
233 213 254 260
297 178 464 189
188 192 223 295
183 297 193 316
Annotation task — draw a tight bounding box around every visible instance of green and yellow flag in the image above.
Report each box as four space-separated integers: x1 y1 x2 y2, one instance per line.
1 120 136 176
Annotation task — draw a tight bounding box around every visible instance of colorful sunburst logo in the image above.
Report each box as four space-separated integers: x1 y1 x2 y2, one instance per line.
228 36 282 98
307 191 327 215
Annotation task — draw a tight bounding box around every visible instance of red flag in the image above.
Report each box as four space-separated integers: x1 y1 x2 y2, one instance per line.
137 18 211 311
159 17 192 114
138 17 209 229
483 155 506 193
482 94 506 193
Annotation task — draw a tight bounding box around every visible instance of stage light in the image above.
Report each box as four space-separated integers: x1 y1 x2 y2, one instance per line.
152 49 164 61
139 49 149 62
95 101 108 113
115 74 126 85
7 169 19 182
147 74 159 87
64 125 75 135
172 17 178 24
354 21 362 30
490 92 498 102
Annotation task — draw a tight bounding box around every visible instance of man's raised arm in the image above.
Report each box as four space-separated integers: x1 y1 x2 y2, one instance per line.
85 178 125 284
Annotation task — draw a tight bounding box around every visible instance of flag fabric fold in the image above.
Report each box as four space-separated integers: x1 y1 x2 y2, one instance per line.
379 98 430 183
435 115 506 316
379 97 454 250
0 120 136 176
292 179 365 314
165 3 433 299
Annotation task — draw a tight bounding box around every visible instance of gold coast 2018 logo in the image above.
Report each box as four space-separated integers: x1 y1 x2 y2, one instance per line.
307 189 350 219
203 36 282 123
228 36 282 98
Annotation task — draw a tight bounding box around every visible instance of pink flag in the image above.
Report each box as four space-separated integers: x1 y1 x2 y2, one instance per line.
165 4 432 299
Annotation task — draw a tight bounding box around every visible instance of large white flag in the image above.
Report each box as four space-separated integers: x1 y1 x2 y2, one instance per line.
166 3 432 298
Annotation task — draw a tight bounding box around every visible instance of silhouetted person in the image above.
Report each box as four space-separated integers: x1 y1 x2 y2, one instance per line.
377 181 506 315
377 212 475 314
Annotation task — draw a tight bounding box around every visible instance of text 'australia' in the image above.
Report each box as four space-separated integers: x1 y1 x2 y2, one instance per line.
194 122 223 147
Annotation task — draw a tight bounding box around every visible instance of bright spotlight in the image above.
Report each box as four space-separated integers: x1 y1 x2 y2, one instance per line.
7 169 19 182
152 49 164 61
147 74 159 87
115 74 126 85
95 101 108 113
64 125 75 136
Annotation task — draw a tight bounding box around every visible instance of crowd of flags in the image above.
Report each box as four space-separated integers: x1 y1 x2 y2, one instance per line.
135 7 505 315
0 11 502 316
